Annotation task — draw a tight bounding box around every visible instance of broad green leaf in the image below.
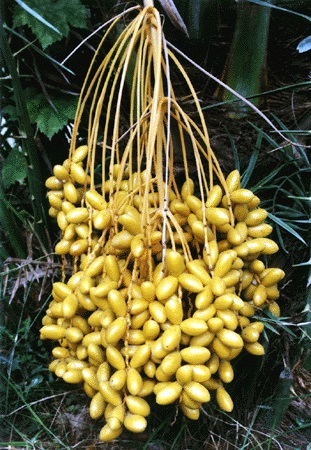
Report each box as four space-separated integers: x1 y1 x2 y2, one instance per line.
1 147 28 189
25 88 77 139
13 0 88 48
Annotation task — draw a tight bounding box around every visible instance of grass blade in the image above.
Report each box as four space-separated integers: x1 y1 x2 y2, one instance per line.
225 127 240 172
241 130 262 187
14 0 62 35
268 212 307 245
4 24 74 74
248 0 311 22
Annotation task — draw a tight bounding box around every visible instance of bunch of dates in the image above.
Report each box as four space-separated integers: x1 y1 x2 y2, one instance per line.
41 145 285 441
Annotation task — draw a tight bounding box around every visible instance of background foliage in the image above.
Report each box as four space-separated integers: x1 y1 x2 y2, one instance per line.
0 0 310 448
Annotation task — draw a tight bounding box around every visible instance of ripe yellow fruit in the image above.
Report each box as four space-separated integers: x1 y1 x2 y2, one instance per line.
106 346 125 370
193 305 216 322
129 298 149 315
99 423 123 442
72 145 88 163
180 403 200 420
268 301 281 317
109 369 127 391
195 285 214 310
55 239 72 255
212 337 232 359
125 395 150 417
140 281 156 302
46 175 63 190
192 365 211 383
213 250 237 278
206 208 230 226
69 239 89 256
190 330 215 347
108 289 127 317
128 329 145 345
218 360 234 383
82 367 100 390
216 387 233 412
247 223 273 238
210 277 226 297
160 352 182 376
93 209 111 229
127 368 143 395
63 369 84 384
260 268 285 287
66 207 89 224
207 317 224 333
213 294 234 310
180 346 211 365
88 343 105 363
206 185 223 207
105 317 127 344
155 276 179 301
65 326 84 343
149 301 167 324
178 273 204 293
156 381 182 405
217 329 244 349
111 230 133 249
216 310 238 331
230 188 254 204
130 345 151 369
104 255 120 282
186 260 212 285
70 162 89 185
142 320 160 341
89 392 106 419
40 324 66 340
165 295 183 325
180 318 208 336
99 381 122 406
184 381 210 403
226 170 240 193
161 325 181 351
244 342 265 356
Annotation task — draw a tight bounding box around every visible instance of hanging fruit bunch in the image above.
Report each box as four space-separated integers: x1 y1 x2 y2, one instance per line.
41 0 285 442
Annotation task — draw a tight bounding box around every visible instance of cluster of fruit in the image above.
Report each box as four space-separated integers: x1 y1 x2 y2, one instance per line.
41 144 285 441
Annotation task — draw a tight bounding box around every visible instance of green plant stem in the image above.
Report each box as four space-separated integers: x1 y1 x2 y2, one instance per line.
0 7 49 253
0 188 28 259
220 0 272 118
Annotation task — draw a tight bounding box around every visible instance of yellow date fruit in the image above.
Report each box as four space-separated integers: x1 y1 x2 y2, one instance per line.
180 318 208 336
180 346 211 365
124 414 147 433
156 381 182 405
184 381 210 403
216 387 234 412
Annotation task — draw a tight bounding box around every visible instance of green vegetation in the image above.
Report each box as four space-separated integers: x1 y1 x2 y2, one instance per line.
1 0 310 448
